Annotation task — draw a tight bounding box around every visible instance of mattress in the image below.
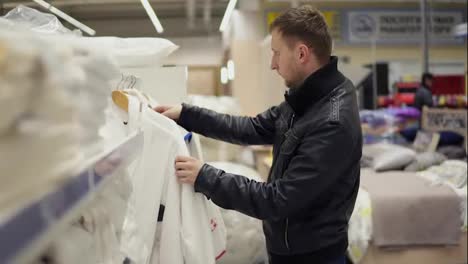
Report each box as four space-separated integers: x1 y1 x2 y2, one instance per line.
348 185 467 263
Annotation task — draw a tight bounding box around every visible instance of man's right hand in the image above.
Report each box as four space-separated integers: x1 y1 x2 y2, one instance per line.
153 105 183 121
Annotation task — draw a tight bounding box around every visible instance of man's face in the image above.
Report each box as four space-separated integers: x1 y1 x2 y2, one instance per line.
270 29 303 89
425 78 433 89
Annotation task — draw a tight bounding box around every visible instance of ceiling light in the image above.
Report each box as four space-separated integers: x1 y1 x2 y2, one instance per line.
454 23 467 37
219 0 238 32
221 67 228 84
227 60 235 80
32 0 96 36
140 0 164 33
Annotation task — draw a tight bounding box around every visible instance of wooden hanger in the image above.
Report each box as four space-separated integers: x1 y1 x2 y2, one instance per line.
112 89 155 112
112 90 129 112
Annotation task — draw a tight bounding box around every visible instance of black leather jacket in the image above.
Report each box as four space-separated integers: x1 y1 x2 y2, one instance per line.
178 57 362 261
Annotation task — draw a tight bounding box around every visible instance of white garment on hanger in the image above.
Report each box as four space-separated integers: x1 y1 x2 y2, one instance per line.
118 95 226 264
183 132 227 262
137 102 226 264
116 96 173 264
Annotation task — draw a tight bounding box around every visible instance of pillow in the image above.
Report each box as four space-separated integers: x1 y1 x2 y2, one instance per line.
439 160 468 188
419 160 468 188
78 37 178 67
438 131 465 146
404 152 447 172
437 145 467 160
364 143 416 172
399 127 418 142
362 142 395 159
188 96 243 162
207 162 263 182
360 156 373 168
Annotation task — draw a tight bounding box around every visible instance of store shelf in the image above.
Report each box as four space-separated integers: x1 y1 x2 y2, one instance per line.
0 131 143 264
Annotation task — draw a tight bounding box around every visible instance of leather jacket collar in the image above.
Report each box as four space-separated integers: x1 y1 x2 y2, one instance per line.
285 56 345 116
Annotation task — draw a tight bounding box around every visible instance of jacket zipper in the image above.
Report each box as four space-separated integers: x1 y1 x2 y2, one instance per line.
284 113 294 252
289 114 295 129
285 218 290 251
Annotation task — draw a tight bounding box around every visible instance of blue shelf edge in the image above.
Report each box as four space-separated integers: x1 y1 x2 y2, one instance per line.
0 132 144 263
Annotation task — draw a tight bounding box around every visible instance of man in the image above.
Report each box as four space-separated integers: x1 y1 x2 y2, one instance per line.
155 6 362 264
414 72 434 110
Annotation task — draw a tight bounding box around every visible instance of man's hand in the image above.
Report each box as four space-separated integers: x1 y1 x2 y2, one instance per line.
154 105 182 121
175 156 204 185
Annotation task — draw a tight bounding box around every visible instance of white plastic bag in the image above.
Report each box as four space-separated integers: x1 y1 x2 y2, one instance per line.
187 96 243 162
2 5 75 35
419 160 468 188
207 162 268 264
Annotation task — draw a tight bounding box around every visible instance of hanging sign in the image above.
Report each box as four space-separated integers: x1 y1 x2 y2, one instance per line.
347 10 464 44
422 107 467 141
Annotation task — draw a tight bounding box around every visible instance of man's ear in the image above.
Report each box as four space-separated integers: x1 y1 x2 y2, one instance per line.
297 44 310 63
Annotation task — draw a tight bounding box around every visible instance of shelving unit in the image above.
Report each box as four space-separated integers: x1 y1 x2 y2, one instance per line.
0 132 143 264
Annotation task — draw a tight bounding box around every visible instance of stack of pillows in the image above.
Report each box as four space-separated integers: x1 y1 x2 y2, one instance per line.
362 142 455 172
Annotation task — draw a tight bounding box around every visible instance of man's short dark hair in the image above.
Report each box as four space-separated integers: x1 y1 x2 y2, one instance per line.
421 72 434 85
269 5 332 63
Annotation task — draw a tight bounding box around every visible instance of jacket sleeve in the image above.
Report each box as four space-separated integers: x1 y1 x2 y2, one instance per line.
193 123 355 220
177 103 279 145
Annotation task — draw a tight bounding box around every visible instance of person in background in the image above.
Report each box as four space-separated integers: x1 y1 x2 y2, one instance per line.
155 5 361 264
414 72 434 110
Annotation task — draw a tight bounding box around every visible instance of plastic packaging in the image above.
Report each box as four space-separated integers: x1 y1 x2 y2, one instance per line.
0 29 84 209
2 5 76 35
187 96 243 162
419 160 468 189
207 162 268 264
75 37 178 67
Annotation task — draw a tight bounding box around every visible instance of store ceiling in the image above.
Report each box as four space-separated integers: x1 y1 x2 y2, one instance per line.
1 0 230 19
1 0 465 37
0 0 232 37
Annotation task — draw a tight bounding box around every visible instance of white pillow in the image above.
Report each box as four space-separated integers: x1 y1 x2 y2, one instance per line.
78 37 178 67
189 96 243 162
363 143 395 159
404 152 447 172
365 143 416 172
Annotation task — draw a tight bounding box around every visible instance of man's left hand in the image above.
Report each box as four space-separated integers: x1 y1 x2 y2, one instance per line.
175 156 204 185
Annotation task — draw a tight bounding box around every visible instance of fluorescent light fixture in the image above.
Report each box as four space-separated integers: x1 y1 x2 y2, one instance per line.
227 60 235 80
32 0 96 36
219 0 238 32
454 23 467 37
140 0 164 33
221 67 228 84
